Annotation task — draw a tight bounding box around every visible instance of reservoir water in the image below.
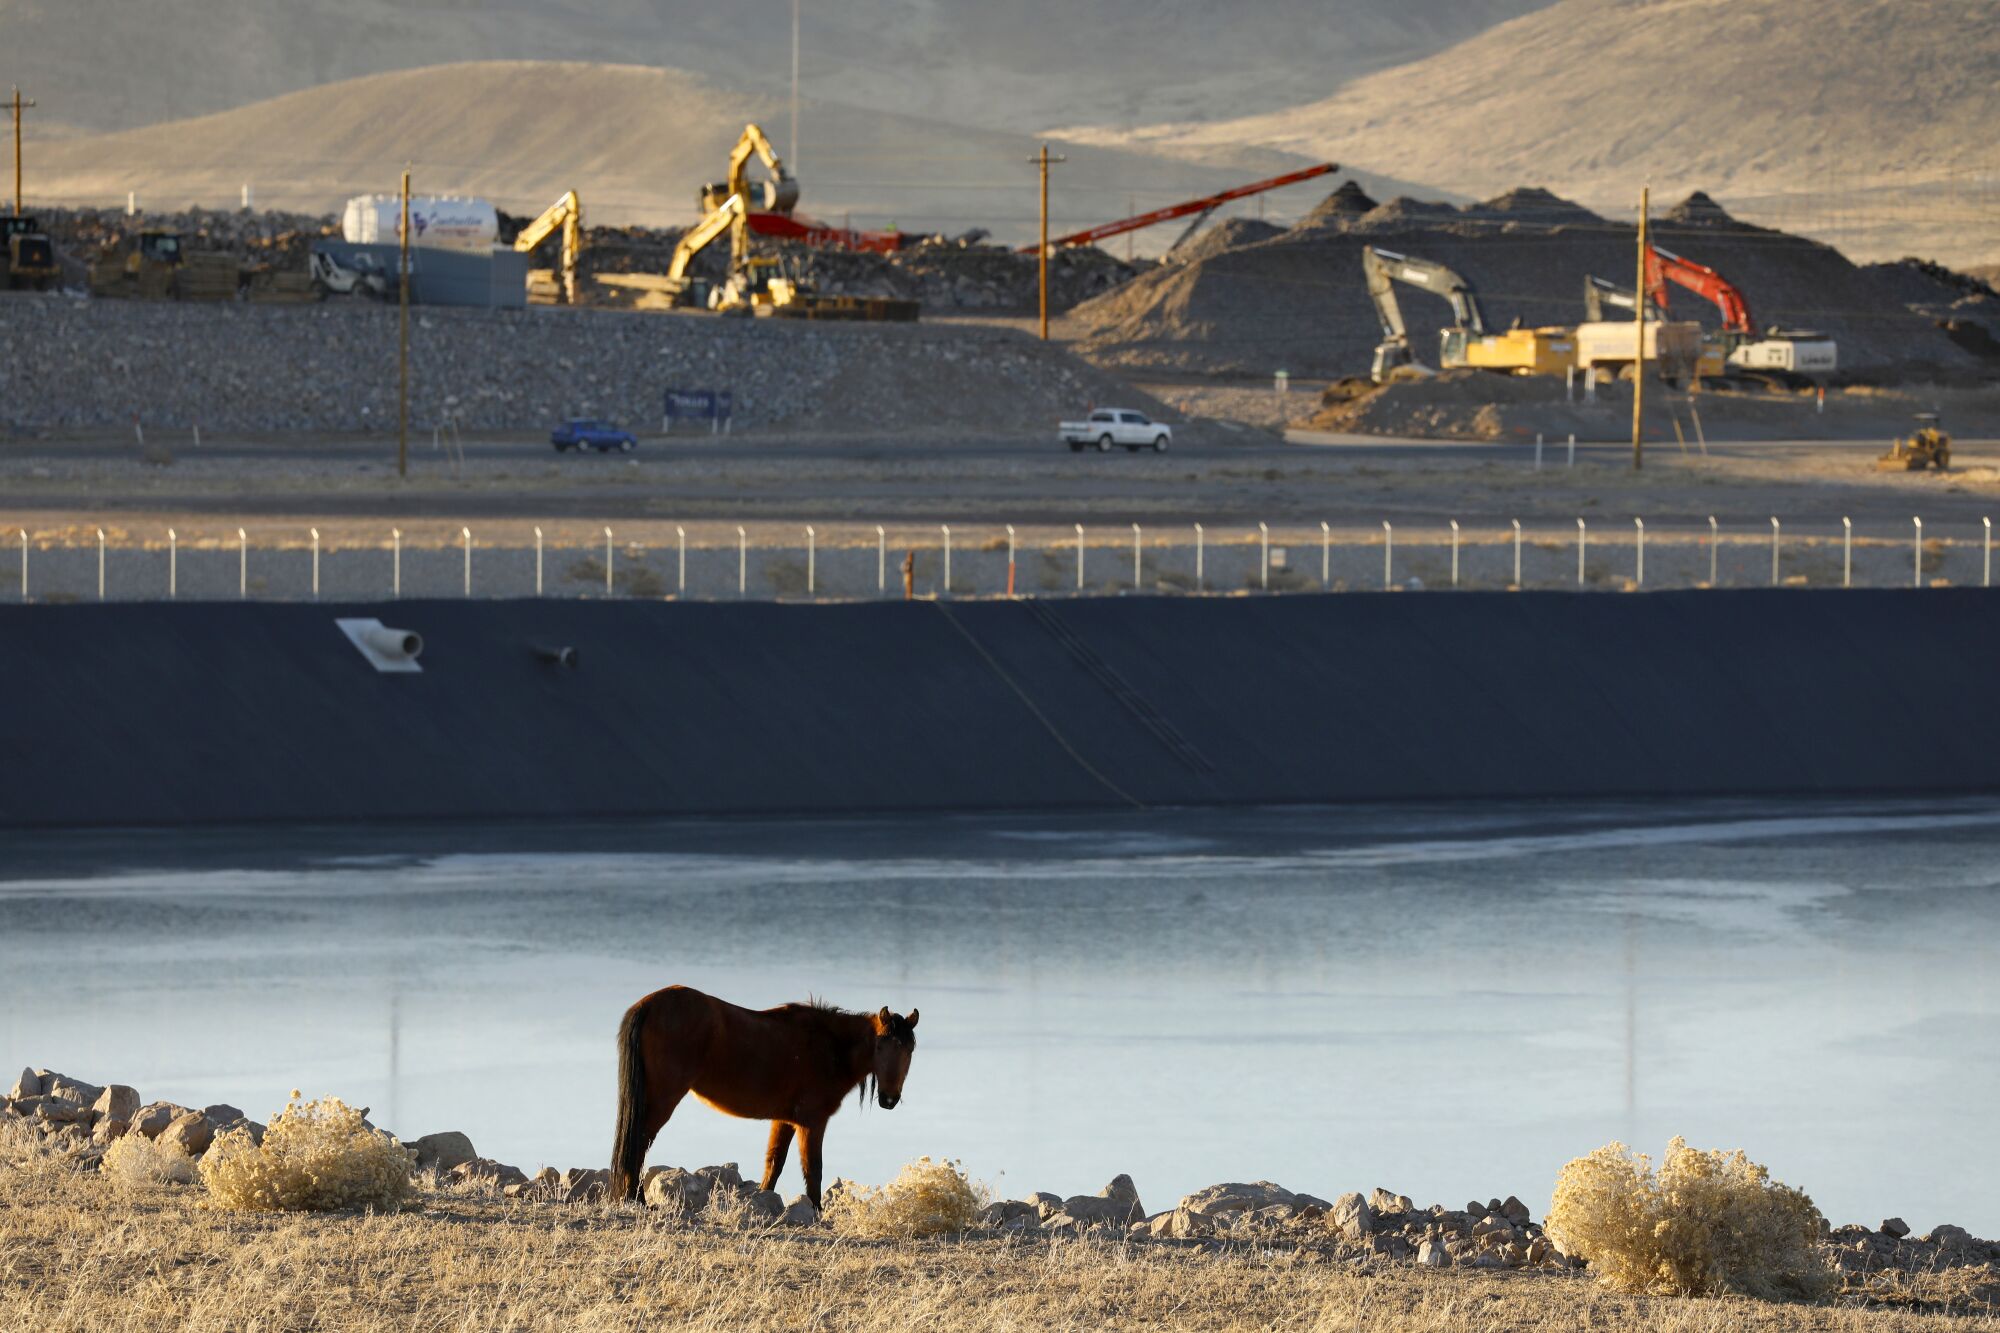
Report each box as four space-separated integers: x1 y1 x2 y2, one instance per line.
3 797 1995 1232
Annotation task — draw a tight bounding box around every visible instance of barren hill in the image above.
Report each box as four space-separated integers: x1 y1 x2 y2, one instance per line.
0 0 1545 138
1060 0 2000 269
16 63 1445 249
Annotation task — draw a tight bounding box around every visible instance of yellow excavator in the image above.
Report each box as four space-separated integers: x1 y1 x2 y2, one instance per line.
698 124 799 218
514 190 583 304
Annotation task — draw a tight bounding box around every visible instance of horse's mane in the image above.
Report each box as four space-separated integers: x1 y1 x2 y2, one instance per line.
769 999 878 1110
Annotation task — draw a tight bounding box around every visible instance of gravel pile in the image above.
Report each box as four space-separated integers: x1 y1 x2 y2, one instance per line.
0 297 1149 434
1071 187 1985 382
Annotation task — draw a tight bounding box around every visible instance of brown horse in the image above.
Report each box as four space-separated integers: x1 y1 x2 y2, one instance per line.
609 985 919 1207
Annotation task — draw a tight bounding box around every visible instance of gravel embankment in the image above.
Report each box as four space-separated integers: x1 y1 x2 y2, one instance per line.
0 296 1160 435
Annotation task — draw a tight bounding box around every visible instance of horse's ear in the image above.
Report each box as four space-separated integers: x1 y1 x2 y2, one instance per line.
906 1009 919 1029
876 1006 892 1029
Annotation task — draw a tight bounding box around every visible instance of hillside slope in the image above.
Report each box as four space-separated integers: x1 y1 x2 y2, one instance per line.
16 63 1451 248
1061 0 2000 268
0 0 1546 137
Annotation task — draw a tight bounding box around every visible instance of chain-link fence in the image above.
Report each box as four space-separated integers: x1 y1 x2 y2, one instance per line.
8 518 1994 603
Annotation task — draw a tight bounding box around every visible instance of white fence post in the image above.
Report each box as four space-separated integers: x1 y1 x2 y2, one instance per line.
534 527 544 596
1131 522 1141 589
239 528 248 599
1842 517 1851 589
677 525 686 596
311 527 321 600
1450 519 1460 588
807 525 816 596
17 529 24 601
1382 520 1392 590
97 528 105 601
942 523 952 596
1076 523 1086 591
738 525 747 597
1771 517 1780 587
877 525 886 595
1195 523 1204 591
1913 516 1923 588
1634 517 1644 587
1512 519 1521 588
1567 433 1576 467
1259 522 1270 590
1321 520 1331 588
1986 517 1992 589
168 529 177 599
1534 434 1543 471
1708 516 1718 587
1006 524 1016 597
607 527 616 596
462 526 472 596
1576 518 1586 587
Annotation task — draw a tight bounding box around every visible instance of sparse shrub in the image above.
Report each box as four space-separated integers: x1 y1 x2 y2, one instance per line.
199 1092 413 1212
1545 1138 1832 1300
824 1156 986 1239
102 1131 197 1188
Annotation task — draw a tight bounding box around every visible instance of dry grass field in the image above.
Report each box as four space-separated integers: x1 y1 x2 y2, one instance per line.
3 1145 1994 1332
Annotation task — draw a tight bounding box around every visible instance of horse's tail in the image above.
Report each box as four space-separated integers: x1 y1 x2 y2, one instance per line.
609 1001 649 1201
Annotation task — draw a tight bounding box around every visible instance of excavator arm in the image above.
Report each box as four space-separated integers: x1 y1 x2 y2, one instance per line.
1646 245 1754 333
1362 245 1489 380
668 193 748 284
701 124 800 216
1583 275 1645 323
515 190 583 304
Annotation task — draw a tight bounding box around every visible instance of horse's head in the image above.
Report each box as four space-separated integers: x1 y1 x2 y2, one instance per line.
868 1006 919 1109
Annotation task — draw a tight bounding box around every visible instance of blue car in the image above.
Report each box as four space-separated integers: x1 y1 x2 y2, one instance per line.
551 419 638 453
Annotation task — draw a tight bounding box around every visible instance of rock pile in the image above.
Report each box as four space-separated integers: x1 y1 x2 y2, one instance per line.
5 1066 265 1170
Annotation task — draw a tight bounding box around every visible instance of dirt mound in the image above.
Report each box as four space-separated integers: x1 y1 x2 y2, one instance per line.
1070 192 1980 382
1294 181 1381 230
1170 219 1285 265
1662 190 1751 229
1461 188 1602 227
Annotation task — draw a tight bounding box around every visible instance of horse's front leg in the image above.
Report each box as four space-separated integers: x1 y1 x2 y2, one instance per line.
761 1122 795 1193
799 1120 827 1211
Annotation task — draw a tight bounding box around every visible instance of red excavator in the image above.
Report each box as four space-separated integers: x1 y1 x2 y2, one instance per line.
1643 245 1836 382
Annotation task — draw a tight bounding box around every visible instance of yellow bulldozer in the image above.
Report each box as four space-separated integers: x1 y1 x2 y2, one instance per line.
1877 414 1951 472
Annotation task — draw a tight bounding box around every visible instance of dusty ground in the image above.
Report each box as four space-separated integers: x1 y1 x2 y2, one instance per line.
2 1156 1993 1333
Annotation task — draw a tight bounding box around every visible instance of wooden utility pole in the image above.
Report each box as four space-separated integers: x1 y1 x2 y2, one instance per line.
398 169 411 479
1029 143 1066 340
1632 185 1648 471
790 0 801 172
11 87 36 216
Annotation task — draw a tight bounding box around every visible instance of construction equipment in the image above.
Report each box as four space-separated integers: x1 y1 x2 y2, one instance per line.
1019 163 1339 255
1362 245 1574 381
514 189 583 304
1877 414 1951 471
1645 245 1837 381
699 124 799 218
663 191 750 307
88 230 183 298
1583 275 1725 380
1 214 58 290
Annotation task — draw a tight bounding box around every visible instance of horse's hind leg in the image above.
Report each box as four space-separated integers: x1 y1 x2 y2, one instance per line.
799 1120 827 1211
760 1122 795 1192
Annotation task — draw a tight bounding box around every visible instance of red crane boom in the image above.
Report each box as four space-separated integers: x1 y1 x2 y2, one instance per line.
1645 245 1755 334
1016 163 1339 253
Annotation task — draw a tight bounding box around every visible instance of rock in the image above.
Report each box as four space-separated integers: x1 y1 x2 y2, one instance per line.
9 1069 41 1100
743 1189 784 1222
1330 1192 1375 1242
45 1074 106 1106
1926 1224 1974 1249
91 1116 132 1145
201 1103 245 1126
1473 1214 1516 1239
92 1085 140 1122
37 1099 96 1126
451 1158 528 1189
1180 1181 1296 1219
1416 1238 1450 1267
130 1103 186 1139
1047 1194 1144 1229
159 1111 215 1157
1368 1187 1413 1216
1098 1174 1143 1208
979 1200 1040 1228
1500 1195 1531 1226
411 1131 477 1172
1882 1217 1911 1239
778 1195 818 1226
561 1168 610 1203
694 1163 743 1192
646 1167 711 1212
1527 1236 1552 1265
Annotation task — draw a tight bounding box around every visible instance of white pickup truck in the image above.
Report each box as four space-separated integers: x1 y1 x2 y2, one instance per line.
1059 408 1171 453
